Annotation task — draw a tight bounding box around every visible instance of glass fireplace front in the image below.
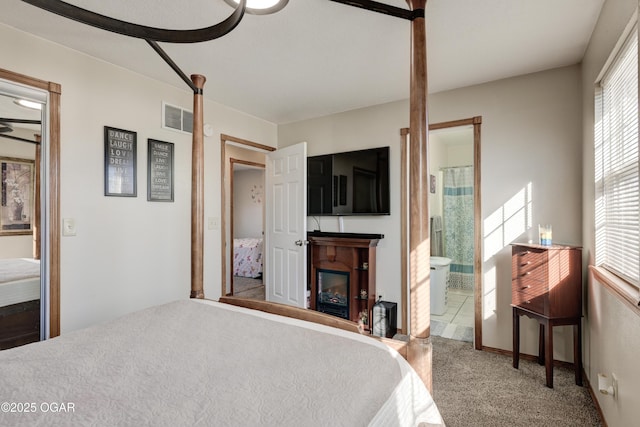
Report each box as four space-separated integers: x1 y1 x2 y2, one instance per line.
316 269 349 320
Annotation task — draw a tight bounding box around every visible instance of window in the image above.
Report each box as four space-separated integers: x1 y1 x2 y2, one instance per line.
594 21 640 296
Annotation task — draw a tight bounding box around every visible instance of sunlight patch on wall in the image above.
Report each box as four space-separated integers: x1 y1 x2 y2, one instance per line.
483 183 533 262
483 265 497 320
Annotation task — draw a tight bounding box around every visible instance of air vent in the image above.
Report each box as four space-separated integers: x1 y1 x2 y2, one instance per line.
162 102 192 134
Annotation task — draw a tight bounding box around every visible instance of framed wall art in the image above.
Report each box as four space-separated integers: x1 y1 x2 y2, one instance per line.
1 157 34 235
104 126 137 197
147 139 174 202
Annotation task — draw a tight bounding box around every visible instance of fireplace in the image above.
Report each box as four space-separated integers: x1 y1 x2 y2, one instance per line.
316 269 349 319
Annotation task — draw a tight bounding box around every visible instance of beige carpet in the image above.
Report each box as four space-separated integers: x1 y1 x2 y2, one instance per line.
232 276 264 300
431 336 602 427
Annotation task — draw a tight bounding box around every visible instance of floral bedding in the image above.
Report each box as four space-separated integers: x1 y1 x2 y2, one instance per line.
233 238 263 278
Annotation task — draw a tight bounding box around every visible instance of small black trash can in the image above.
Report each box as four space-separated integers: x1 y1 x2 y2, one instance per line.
371 298 397 338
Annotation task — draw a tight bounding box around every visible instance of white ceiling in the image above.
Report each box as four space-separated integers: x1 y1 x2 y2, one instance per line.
0 0 604 125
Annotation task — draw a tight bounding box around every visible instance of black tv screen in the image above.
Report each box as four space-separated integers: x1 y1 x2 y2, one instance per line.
307 146 390 216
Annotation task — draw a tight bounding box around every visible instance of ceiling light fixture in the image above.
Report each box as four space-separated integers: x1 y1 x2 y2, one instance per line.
0 121 13 133
13 99 43 110
223 0 289 15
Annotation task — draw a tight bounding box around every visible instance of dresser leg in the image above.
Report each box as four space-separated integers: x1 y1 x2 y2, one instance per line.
544 320 553 388
538 323 545 365
512 308 520 369
574 321 583 386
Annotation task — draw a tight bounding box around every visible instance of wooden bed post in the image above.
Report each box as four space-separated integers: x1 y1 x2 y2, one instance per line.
33 133 41 261
406 0 432 392
191 74 206 299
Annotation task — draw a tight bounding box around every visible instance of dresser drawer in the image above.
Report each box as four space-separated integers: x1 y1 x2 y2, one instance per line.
512 247 547 281
512 277 547 295
512 289 547 315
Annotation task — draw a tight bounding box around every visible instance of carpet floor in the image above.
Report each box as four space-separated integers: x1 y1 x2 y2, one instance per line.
232 276 264 300
431 336 602 427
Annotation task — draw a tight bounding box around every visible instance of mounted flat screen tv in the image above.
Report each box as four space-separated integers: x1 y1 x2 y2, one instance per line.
307 146 390 216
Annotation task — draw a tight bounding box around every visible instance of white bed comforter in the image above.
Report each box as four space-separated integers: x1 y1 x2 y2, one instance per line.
0 258 40 284
0 299 444 427
0 258 40 307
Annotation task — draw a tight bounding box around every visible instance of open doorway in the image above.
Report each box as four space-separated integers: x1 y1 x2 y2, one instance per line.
428 125 474 344
230 160 265 299
400 116 482 349
0 69 61 345
220 134 274 300
0 91 42 349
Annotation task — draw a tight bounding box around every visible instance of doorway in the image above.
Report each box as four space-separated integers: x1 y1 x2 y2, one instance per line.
220 134 274 300
0 68 61 344
230 160 265 299
428 125 475 344
401 116 482 349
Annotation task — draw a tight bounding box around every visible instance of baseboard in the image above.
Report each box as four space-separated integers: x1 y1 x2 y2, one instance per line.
481 345 574 370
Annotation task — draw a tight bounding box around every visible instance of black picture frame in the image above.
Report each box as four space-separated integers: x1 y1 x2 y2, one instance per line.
147 139 174 202
104 126 137 197
0 157 34 235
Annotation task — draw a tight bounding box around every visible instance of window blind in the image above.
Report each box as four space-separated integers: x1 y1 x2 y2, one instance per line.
594 24 640 288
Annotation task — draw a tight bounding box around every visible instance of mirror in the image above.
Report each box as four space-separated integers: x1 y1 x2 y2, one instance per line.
0 86 44 349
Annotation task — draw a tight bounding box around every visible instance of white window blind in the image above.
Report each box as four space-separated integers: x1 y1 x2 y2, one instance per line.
594 23 639 288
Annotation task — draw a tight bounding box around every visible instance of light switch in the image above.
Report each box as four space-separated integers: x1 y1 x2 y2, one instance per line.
208 217 219 230
62 218 76 236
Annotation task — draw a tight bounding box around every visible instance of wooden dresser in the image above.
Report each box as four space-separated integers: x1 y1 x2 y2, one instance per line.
510 243 583 388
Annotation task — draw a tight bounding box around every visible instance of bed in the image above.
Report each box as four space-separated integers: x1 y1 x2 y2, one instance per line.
0 258 41 349
0 298 444 426
233 237 263 278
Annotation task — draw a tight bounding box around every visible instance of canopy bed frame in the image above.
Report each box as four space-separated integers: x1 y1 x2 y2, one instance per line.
20 0 435 389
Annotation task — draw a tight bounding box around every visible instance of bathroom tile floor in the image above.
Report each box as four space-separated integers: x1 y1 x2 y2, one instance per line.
431 288 474 342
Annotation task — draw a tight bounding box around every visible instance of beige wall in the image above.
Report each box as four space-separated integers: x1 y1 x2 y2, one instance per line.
233 169 264 239
1 23 277 333
581 0 640 425
432 65 584 357
280 64 583 357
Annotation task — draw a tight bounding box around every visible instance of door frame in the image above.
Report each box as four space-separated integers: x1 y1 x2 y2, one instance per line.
0 68 61 338
220 134 274 297
229 158 265 295
401 116 483 349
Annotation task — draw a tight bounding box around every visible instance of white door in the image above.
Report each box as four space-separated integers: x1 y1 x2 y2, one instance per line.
265 142 307 307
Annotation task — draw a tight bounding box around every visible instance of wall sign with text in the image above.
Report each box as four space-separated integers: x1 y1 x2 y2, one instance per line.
104 126 137 197
147 139 174 202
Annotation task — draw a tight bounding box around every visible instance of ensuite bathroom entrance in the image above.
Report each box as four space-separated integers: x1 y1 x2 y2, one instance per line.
429 161 475 343
421 117 482 347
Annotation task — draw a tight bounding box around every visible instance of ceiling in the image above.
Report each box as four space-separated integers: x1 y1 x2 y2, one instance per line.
0 0 604 125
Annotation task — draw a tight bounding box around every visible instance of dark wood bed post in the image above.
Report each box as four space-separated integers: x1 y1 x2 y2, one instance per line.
33 133 41 260
190 74 206 299
406 0 433 393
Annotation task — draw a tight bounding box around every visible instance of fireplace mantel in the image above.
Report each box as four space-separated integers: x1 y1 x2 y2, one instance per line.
307 231 384 240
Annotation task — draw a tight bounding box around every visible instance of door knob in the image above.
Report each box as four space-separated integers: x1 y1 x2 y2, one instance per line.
295 240 309 246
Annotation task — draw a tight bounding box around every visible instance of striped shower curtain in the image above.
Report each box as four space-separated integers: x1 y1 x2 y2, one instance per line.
443 166 474 290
